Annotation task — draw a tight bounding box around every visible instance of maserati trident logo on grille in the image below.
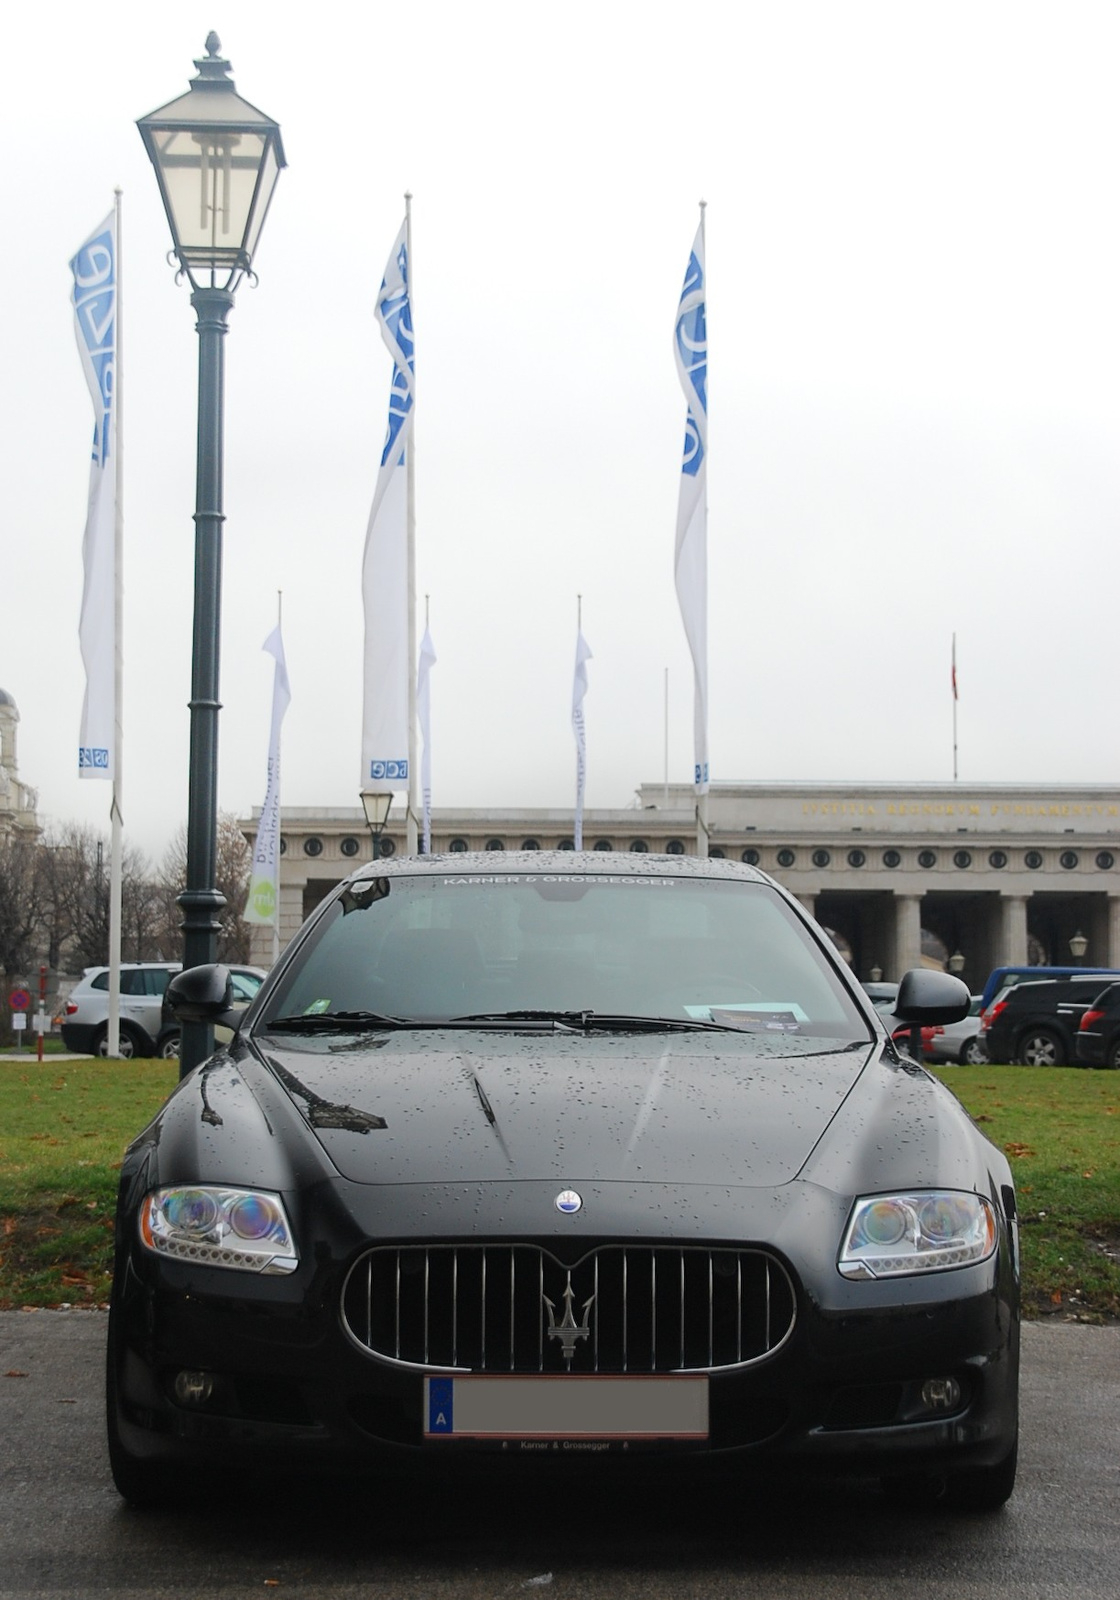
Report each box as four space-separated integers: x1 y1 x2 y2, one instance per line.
555 1189 582 1214
543 1273 595 1368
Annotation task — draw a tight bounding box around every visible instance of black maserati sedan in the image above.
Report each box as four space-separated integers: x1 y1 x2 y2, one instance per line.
107 854 1020 1509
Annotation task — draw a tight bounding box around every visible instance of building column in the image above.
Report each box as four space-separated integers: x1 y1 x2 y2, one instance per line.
1108 897 1120 970
998 894 1029 966
795 894 816 920
893 894 922 978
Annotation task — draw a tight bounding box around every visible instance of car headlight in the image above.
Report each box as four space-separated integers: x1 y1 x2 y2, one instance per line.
140 1186 298 1275
838 1191 997 1279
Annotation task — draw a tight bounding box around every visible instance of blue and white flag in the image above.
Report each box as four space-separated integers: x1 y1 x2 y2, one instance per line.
417 626 437 854
361 219 415 793
571 630 592 849
674 217 709 795
244 624 292 926
71 211 117 781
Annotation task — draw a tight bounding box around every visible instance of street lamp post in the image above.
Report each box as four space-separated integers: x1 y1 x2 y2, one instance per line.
361 792 394 859
138 35 285 1076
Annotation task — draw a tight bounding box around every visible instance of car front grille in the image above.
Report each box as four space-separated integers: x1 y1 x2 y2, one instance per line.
340 1244 796 1374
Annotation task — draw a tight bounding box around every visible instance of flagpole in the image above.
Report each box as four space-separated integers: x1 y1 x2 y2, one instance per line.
405 191 419 855
418 594 435 855
576 593 582 852
107 187 124 1055
572 596 591 852
423 596 430 851
272 590 283 967
952 632 958 783
663 667 669 807
696 198 709 859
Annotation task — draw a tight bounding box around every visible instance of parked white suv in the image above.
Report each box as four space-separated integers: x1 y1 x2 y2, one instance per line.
62 963 264 1058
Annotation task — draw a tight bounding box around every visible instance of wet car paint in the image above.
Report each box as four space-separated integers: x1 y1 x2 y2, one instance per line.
108 853 1019 1504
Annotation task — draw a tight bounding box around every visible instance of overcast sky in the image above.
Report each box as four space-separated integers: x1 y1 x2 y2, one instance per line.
4 1 1119 862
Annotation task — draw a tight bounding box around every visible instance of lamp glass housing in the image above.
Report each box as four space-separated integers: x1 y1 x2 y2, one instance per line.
361 792 394 833
137 40 284 281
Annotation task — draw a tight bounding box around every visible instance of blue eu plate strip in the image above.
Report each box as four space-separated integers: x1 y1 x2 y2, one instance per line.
427 1377 454 1433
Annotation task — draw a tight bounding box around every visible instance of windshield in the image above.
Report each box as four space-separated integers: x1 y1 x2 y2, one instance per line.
260 872 871 1046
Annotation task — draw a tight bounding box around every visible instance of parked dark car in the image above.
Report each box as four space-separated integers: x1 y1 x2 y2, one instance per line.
981 974 1115 1066
977 965 1120 1013
107 854 1018 1512
1074 982 1120 1068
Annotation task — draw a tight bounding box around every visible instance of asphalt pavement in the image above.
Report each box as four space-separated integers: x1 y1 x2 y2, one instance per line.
1 1313 1117 1599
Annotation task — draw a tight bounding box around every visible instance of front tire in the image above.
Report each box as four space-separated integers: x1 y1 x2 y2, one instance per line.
961 1035 988 1065
881 1436 1018 1513
157 1031 181 1060
943 1437 1019 1511
105 1311 180 1509
1017 1027 1064 1067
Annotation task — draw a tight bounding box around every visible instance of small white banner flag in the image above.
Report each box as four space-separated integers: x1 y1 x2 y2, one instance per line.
244 625 292 925
417 626 437 854
71 211 117 780
674 218 709 794
361 220 415 794
571 629 592 849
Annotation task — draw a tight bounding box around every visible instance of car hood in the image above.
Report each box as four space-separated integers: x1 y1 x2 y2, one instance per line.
252 1030 873 1187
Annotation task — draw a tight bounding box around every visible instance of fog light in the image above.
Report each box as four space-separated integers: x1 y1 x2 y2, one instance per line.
920 1377 961 1412
173 1369 214 1406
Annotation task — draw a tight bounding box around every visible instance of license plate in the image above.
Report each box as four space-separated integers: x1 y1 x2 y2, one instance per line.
424 1375 709 1440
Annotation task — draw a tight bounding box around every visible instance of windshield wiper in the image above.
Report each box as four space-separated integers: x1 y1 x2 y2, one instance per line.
449 1010 744 1034
263 1010 417 1032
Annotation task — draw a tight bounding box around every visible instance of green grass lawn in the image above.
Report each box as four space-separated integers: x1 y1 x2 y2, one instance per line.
0 1056 1117 1318
932 1064 1120 1321
0 1057 177 1308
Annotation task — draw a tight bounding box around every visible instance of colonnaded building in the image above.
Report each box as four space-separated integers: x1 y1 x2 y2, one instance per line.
243 780 1120 988
0 689 39 845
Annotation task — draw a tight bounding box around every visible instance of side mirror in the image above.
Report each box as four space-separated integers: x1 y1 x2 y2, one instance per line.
894 968 971 1025
166 963 236 1024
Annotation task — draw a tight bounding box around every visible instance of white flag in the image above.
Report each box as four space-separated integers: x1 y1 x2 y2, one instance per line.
71 211 117 781
674 219 709 795
417 627 437 854
571 630 592 850
244 625 292 925
361 219 415 793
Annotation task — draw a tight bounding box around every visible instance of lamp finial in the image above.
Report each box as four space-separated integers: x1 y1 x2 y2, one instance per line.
192 34 234 87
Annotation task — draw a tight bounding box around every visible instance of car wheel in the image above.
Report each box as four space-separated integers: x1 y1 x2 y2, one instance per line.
961 1036 988 1065
881 1437 1018 1513
105 1311 181 1509
943 1437 1019 1511
158 1032 181 1060
94 1025 137 1060
1017 1028 1064 1067
1107 1038 1120 1070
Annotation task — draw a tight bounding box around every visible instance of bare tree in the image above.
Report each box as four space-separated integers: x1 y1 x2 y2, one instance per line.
0 836 41 982
157 813 252 966
35 823 160 970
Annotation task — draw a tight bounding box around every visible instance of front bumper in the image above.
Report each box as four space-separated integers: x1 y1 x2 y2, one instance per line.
110 1224 1019 1482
